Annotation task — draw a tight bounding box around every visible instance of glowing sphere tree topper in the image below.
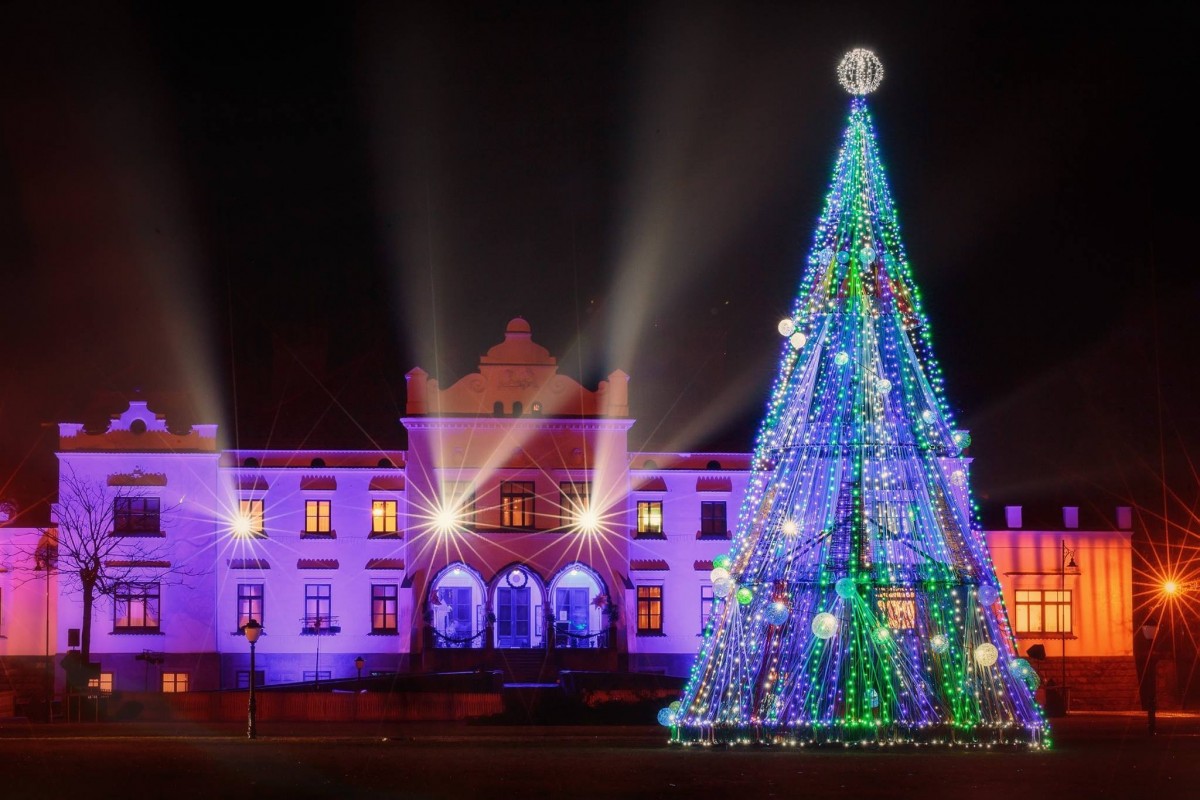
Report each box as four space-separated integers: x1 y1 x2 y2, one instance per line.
837 48 883 95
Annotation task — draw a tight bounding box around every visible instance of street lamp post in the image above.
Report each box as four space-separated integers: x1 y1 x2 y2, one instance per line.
243 619 263 740
354 656 364 688
1059 540 1076 714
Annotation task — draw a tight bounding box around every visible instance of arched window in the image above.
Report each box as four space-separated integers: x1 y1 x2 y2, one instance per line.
430 563 487 650
311 457 326 468
706 460 722 470
493 401 504 417
549 564 609 650
243 457 260 469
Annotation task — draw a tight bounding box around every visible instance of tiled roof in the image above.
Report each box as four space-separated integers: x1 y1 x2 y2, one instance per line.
633 477 667 492
228 558 270 569
369 476 406 491
629 559 669 571
365 558 405 570
297 558 339 570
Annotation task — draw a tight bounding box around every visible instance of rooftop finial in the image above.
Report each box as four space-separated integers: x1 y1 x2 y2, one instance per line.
837 49 883 95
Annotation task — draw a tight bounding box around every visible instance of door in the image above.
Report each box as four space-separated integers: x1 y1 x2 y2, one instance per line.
555 587 589 648
437 587 473 647
496 586 531 648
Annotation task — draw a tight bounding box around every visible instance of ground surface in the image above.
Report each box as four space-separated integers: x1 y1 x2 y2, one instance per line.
1 712 1197 799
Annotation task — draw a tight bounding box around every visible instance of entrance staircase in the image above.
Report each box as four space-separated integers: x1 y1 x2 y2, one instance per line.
495 648 556 684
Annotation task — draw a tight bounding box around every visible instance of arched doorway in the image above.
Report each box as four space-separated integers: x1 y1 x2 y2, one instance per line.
549 563 608 649
429 563 486 649
491 565 545 649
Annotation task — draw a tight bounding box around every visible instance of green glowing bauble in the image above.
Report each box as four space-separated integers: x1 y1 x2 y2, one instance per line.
834 577 856 599
812 612 838 639
872 626 892 644
736 587 754 605
930 633 949 654
712 554 732 570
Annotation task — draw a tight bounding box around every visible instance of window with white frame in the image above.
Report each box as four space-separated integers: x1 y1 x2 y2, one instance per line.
237 583 264 631
1015 589 1073 635
372 584 399 633
700 585 715 634
113 497 161 535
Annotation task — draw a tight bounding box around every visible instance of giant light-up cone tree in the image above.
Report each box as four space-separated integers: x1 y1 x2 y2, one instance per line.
667 50 1048 748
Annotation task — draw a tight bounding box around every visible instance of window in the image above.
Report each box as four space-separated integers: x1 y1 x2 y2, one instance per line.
371 499 398 535
636 501 663 536
87 672 113 696
236 670 265 689
114 582 160 631
372 584 399 633
304 500 331 534
239 499 265 537
304 584 332 629
700 501 727 537
700 585 715 634
113 497 161 535
1015 589 1073 635
500 481 535 528
637 585 663 634
302 671 332 683
559 481 591 526
441 482 477 530
876 587 916 629
237 584 264 631
161 672 189 693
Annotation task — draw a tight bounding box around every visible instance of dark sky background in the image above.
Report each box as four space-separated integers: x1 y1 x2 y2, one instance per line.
1 2 1196 536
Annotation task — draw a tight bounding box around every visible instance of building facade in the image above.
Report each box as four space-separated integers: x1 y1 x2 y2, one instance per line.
0 318 1134 706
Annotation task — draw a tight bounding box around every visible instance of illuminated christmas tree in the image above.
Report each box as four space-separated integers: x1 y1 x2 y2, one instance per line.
666 50 1048 747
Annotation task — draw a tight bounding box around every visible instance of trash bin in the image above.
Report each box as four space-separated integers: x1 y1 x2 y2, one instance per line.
1044 686 1070 717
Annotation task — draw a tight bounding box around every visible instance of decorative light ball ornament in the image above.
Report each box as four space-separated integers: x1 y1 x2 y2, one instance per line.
1007 658 1034 681
921 409 935 423
789 331 808 350
834 577 857 600
777 318 796 337
669 700 682 713
875 377 892 393
834 351 850 366
713 577 735 599
974 642 999 667
712 554 732 570
837 48 884 95
978 584 1000 606
812 612 839 639
765 601 790 626
860 246 876 264
872 626 892 644
930 633 950 654
818 246 834 264
657 707 677 726
953 431 972 449
735 586 754 606
836 250 850 264
867 688 880 708
950 469 967 487
710 567 730 583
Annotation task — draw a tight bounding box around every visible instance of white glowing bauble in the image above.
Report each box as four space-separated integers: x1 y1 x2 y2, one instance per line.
876 377 892 393
789 331 808 350
921 409 935 423
834 577 857 600
778 318 796 337
819 247 834 264
837 49 884 95
710 567 730 584
713 577 735 599
977 584 1000 606
781 519 799 537
834 352 850 366
930 633 949 654
765 601 790 626
812 612 839 640
950 469 967 487
974 643 999 667
861 246 876 264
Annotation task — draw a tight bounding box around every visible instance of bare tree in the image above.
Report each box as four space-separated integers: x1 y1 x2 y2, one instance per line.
22 466 197 663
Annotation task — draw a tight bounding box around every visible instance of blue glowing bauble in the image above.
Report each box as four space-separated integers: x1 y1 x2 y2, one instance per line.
1007 658 1033 680
974 643 999 667
834 352 850 366
1023 670 1041 691
950 469 967 487
930 633 949 654
709 567 730 583
812 612 838 639
712 554 732 570
657 707 677 726
834 577 857 599
765 601 790 626
819 247 834 264
837 250 850 264
713 577 734 599
867 688 880 708
861 246 876 264
736 586 754 606
882 253 895 267
957 431 973 448
789 331 808 350
876 377 892 393
921 409 935 423
978 584 1000 606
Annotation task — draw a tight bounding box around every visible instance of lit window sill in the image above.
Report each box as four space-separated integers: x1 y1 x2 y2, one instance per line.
368 531 403 539
633 532 667 540
112 530 166 538
111 629 164 635
301 531 337 539
369 630 401 636
636 631 668 637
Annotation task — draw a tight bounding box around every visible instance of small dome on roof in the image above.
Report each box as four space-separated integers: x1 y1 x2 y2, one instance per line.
506 317 531 334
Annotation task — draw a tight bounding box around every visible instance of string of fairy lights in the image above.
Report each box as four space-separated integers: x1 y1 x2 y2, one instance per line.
661 51 1049 748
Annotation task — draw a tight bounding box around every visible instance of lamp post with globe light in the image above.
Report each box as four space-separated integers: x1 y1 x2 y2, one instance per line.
243 619 263 739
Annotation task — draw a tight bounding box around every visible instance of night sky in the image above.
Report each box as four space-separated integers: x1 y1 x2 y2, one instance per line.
1 3 1196 532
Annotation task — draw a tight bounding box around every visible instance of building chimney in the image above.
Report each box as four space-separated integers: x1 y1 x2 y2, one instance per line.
1005 506 1022 529
1116 506 1133 530
1063 506 1079 529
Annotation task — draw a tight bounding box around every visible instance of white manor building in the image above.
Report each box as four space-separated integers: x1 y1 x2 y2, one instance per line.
0 318 1134 708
